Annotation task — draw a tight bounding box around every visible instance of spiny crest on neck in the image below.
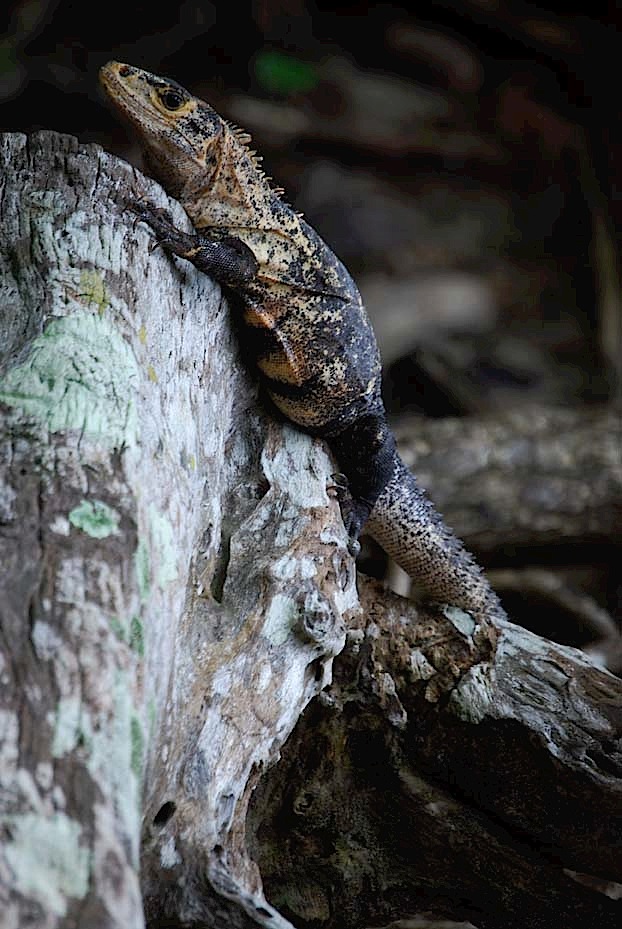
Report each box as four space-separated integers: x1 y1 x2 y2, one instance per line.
100 61 293 209
225 121 285 198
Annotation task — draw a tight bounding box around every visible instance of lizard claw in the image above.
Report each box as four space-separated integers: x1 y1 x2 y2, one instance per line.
328 473 365 558
347 536 361 558
130 200 176 232
327 472 350 499
130 199 195 258
130 200 259 285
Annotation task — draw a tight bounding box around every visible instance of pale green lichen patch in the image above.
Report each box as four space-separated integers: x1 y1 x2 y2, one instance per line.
69 499 120 539
134 540 151 604
263 594 298 646
133 512 177 605
108 614 144 657
109 615 127 641
0 310 139 448
86 671 141 848
129 616 144 657
78 269 109 316
148 504 178 589
147 698 157 737
3 811 90 916
130 716 144 780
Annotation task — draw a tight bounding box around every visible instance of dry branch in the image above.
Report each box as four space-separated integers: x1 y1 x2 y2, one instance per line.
394 409 622 552
0 131 352 929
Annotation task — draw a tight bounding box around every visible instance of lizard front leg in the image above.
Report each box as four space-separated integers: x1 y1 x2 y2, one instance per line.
131 202 258 286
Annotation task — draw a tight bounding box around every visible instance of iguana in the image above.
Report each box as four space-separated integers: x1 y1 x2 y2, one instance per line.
100 61 505 621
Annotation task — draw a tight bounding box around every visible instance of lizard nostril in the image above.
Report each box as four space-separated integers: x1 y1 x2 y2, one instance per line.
118 65 133 77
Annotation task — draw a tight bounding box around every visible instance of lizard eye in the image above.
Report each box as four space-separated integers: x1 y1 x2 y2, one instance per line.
159 89 185 110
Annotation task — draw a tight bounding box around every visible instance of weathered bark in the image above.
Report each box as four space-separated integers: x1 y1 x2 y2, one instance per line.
249 579 622 929
393 409 622 553
1 132 620 929
0 131 352 929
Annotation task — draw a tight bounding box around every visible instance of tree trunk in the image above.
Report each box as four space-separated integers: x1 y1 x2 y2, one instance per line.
0 131 620 929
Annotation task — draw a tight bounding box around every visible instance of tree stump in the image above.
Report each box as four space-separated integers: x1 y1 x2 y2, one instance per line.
0 132 620 929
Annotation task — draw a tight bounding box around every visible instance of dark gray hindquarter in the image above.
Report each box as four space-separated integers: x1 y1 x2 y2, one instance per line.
254 284 396 533
242 281 384 434
239 229 396 532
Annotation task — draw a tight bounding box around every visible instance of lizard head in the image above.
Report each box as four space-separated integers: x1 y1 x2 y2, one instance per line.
99 61 226 198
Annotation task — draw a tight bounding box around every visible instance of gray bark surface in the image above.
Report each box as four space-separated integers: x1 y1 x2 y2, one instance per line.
250 579 622 929
0 131 352 929
0 132 620 929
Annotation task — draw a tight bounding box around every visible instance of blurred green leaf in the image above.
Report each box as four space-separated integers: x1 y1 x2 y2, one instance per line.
254 49 319 96
0 42 18 76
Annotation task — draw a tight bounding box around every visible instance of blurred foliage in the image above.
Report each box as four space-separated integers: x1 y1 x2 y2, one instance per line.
253 48 319 96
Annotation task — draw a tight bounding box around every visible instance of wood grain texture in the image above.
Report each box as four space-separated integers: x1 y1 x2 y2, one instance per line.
1 132 619 929
0 131 353 929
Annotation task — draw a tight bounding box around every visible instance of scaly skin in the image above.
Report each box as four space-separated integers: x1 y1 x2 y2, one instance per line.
100 61 505 621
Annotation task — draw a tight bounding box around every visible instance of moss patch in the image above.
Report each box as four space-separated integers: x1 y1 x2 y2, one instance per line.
3 812 89 916
68 499 120 539
0 310 139 448
130 716 144 780
134 540 151 604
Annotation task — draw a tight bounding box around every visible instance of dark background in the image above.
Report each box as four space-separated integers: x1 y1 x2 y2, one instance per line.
2 0 621 644
3 0 620 411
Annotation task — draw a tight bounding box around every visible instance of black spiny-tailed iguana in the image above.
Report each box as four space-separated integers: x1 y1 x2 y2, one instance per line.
100 61 505 622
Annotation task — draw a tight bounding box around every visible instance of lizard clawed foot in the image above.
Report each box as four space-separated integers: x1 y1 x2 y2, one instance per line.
343 509 364 558
130 200 196 259
130 199 259 285
327 472 366 558
129 199 175 229
327 472 350 499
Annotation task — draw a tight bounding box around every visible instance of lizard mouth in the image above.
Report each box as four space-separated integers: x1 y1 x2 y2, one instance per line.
99 61 215 166
100 62 170 131
99 62 134 106
100 60 230 204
